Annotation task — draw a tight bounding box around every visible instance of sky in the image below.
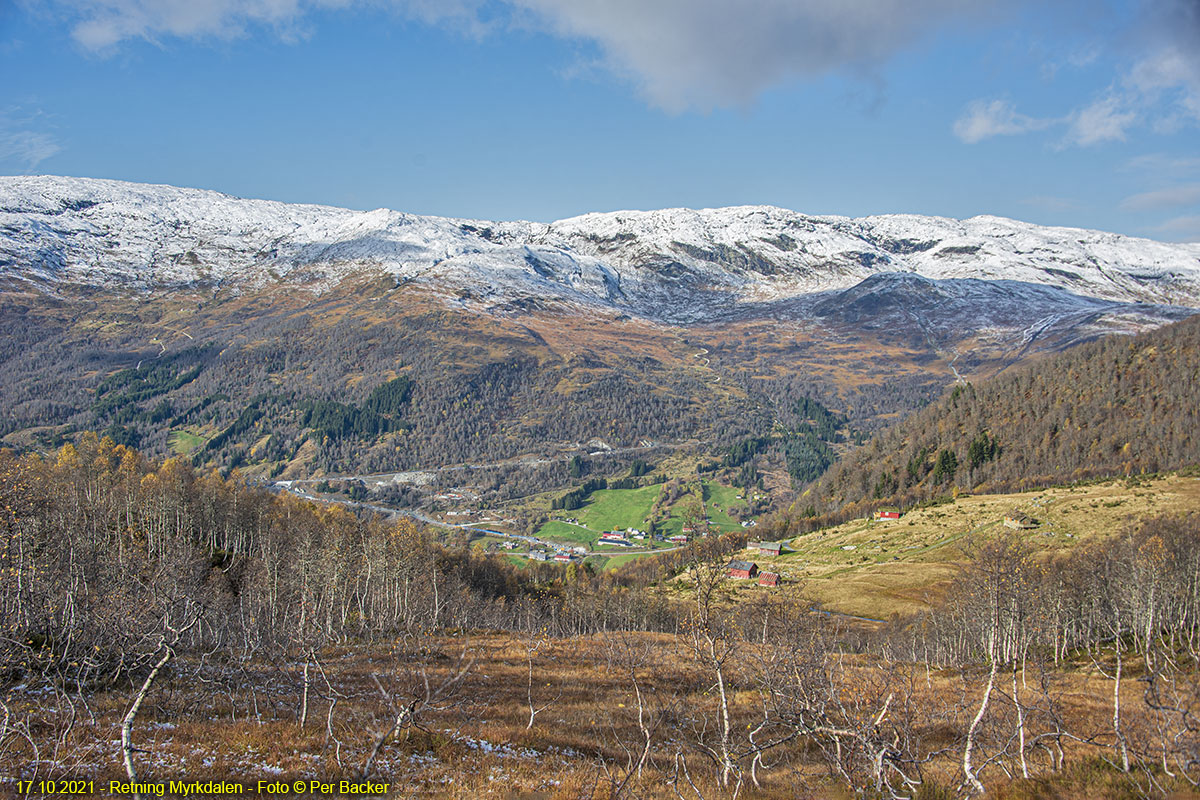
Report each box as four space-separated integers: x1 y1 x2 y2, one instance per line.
2 0 1199 241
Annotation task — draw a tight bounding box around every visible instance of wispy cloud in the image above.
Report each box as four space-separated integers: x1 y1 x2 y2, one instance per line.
1120 184 1200 211
1124 153 1200 176
50 0 353 51
1152 214 1200 242
1064 95 1137 146
0 108 62 171
953 0 1200 148
952 99 1053 143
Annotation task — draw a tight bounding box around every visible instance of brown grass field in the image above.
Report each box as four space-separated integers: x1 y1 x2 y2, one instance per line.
709 474 1200 620
6 629 1199 800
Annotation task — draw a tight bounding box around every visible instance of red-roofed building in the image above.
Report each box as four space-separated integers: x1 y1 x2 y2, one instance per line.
727 560 759 580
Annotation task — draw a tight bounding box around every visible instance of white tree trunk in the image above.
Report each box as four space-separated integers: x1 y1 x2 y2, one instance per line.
122 648 172 800
963 631 997 796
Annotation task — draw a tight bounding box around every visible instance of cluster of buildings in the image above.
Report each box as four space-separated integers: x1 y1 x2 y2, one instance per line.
723 540 789 587
726 560 780 587
528 550 575 563
598 531 634 547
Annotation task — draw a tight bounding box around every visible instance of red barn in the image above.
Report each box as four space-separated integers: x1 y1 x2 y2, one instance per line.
875 508 902 520
758 572 780 587
727 560 759 580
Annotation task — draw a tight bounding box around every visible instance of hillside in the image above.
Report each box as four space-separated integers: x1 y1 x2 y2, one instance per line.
772 313 1200 531
720 472 1200 619
2 176 1198 491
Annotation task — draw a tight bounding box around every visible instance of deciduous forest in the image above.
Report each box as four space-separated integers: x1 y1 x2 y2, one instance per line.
2 433 1198 797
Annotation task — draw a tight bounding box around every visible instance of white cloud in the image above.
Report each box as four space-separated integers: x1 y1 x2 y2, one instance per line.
1065 0 1200 144
1064 95 1138 146
952 99 1052 143
1126 46 1200 129
1120 184 1200 211
1130 0 1200 118
0 109 62 170
952 0 1200 149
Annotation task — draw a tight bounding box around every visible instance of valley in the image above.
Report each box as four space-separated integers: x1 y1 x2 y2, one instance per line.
3 177 1200 799
3 177 1199 495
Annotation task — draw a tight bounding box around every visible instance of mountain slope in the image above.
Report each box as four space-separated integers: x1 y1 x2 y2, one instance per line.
1 175 1198 485
3 176 1199 322
777 313 1200 533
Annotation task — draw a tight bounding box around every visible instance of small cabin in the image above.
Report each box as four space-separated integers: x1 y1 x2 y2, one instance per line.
756 541 783 556
1003 512 1038 530
875 508 902 520
728 560 759 580
758 572 780 587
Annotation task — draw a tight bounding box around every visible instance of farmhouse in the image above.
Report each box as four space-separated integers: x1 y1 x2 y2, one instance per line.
728 560 759 580
875 508 902 520
668 534 689 544
1004 511 1038 529
528 550 547 562
553 553 571 563
758 572 780 587
755 541 783 556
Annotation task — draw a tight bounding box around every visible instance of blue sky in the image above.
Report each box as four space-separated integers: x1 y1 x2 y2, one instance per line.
2 0 1199 240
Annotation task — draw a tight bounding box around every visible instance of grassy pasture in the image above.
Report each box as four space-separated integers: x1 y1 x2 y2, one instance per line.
536 479 754 560
167 428 207 454
717 473 1200 620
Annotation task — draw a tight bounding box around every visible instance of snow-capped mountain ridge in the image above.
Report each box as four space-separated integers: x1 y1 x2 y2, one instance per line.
2 175 1199 321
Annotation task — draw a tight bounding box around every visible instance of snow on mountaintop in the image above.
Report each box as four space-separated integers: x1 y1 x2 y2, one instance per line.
2 175 1199 321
